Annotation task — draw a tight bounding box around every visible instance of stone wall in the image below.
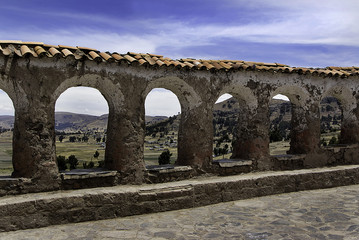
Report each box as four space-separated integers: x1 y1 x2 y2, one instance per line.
0 46 359 190
1 165 359 232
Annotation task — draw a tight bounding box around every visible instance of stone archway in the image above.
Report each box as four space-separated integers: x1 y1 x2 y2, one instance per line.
321 86 358 144
270 85 318 154
144 88 181 166
144 76 208 168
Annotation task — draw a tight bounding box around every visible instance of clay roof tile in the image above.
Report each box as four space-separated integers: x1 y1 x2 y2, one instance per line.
202 62 215 70
22 41 44 45
0 40 22 44
210 62 223 70
89 51 102 62
43 44 58 48
34 46 47 57
61 48 74 57
20 45 36 57
156 59 165 66
111 53 124 61
123 54 137 62
183 61 195 68
128 51 140 55
48 47 61 57
138 59 147 65
218 61 232 69
148 53 163 58
162 60 171 66
99 52 112 61
1 47 12 56
77 46 98 52
144 55 156 65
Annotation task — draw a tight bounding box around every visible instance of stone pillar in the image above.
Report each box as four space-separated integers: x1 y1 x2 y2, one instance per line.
12 99 59 188
231 100 270 160
339 105 359 144
105 98 146 184
288 102 321 154
177 104 213 169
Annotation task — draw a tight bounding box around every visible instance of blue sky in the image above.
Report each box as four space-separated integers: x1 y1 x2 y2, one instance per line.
0 0 358 116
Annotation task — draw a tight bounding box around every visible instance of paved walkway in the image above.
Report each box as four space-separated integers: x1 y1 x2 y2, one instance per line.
1 185 359 240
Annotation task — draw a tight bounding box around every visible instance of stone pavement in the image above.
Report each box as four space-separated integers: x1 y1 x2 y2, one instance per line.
1 185 359 240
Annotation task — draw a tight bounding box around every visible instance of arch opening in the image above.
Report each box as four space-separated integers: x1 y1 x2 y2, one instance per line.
0 89 15 175
269 94 292 156
213 93 237 160
55 87 109 171
144 88 181 166
320 96 343 147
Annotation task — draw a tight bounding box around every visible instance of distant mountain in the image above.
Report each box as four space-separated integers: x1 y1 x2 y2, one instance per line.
0 115 14 129
55 112 169 132
0 112 169 133
0 97 342 136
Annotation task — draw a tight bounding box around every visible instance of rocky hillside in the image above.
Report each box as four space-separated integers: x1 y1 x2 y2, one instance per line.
0 97 342 137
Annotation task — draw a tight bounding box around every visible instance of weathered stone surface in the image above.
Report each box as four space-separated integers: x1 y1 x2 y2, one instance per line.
0 165 359 232
0 43 359 191
3 184 359 239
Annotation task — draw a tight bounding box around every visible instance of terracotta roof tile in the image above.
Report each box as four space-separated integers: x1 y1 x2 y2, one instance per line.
77 46 98 52
144 55 156 65
48 47 61 57
34 46 47 57
43 44 58 48
20 45 34 57
111 53 124 61
138 59 147 65
0 40 22 44
0 40 357 78
1 47 12 56
99 52 112 61
123 54 136 62
61 49 74 57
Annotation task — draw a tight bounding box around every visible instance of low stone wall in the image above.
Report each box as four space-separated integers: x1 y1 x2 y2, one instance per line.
1 165 359 232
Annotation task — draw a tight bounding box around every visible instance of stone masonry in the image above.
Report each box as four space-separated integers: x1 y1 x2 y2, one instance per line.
0 41 359 192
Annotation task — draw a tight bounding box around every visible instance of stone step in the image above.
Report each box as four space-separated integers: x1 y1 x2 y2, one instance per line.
1 165 359 232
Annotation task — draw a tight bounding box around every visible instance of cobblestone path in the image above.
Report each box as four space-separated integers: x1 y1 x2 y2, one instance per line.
2 185 359 239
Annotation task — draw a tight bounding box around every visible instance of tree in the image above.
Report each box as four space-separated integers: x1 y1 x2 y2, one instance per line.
67 155 79 170
96 137 102 143
329 136 337 145
59 135 65 143
93 150 100 159
69 136 77 142
158 149 172 165
214 148 219 156
270 126 283 142
57 155 67 171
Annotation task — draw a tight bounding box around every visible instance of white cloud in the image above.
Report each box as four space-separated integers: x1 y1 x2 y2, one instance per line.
273 94 289 101
55 87 108 116
0 90 14 115
216 94 233 103
145 88 181 117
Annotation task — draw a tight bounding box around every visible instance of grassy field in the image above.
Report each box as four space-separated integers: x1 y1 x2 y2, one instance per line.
0 131 12 174
270 141 290 155
0 130 342 175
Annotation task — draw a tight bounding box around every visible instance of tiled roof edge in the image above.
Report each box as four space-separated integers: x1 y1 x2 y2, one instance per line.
0 41 357 77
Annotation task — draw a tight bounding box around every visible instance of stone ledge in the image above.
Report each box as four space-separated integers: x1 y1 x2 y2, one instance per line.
146 164 192 173
146 165 194 183
60 169 118 180
1 165 359 232
213 159 253 168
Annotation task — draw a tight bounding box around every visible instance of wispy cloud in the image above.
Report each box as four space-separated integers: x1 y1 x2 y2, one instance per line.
55 87 108 116
0 0 358 116
145 89 181 117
